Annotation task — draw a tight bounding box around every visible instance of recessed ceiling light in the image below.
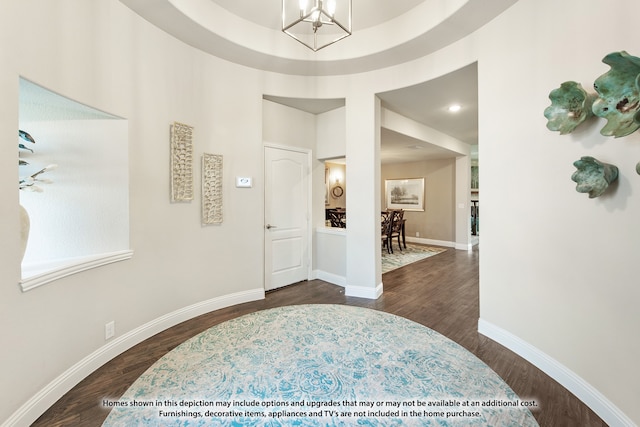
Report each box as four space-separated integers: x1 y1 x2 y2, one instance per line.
448 104 461 112
407 145 424 150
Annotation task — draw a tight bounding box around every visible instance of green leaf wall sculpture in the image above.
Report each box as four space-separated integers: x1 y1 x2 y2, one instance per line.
592 51 640 138
544 51 640 198
571 156 618 198
544 81 595 134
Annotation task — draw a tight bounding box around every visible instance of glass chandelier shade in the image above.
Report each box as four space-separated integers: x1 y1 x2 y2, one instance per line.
282 0 352 51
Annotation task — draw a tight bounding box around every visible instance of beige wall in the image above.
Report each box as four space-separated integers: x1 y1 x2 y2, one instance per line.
1 2 268 423
382 160 455 243
2 0 639 425
476 1 639 424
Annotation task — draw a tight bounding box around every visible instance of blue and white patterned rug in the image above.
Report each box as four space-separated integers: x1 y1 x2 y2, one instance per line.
382 244 446 274
102 305 538 426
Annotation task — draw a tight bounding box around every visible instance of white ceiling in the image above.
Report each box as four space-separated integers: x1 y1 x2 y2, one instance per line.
377 62 478 163
212 0 426 33
119 0 515 75
263 95 345 115
120 0 509 162
380 128 464 163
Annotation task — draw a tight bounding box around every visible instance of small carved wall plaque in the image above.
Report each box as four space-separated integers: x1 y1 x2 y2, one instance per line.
202 153 223 224
170 122 194 202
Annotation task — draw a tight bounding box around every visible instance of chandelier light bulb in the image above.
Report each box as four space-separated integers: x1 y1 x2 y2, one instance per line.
283 0 352 51
327 0 336 16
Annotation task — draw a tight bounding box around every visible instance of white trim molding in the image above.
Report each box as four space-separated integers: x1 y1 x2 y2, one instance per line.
314 270 347 287
20 250 134 292
405 236 455 248
346 282 383 299
405 236 471 251
454 242 473 251
478 318 636 427
2 288 265 427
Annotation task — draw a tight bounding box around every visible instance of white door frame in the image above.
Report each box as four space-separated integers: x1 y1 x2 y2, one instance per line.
263 142 313 290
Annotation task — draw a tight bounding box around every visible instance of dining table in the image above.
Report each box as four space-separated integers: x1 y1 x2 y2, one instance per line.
326 209 406 249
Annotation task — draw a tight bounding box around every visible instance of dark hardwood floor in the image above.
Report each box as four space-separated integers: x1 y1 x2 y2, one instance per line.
33 245 607 426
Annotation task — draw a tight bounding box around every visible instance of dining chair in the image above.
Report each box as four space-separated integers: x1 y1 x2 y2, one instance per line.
388 209 404 253
381 211 393 253
328 209 346 228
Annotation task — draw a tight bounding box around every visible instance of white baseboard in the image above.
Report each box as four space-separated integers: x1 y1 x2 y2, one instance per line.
405 236 472 251
2 288 265 427
478 318 636 427
346 282 383 299
313 269 346 287
454 242 473 251
314 270 384 300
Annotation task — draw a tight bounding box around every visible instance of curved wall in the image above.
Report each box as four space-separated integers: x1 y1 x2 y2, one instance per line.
1 0 638 426
474 2 639 425
1 1 268 424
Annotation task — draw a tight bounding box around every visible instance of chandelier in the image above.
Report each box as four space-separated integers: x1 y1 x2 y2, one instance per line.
282 0 352 51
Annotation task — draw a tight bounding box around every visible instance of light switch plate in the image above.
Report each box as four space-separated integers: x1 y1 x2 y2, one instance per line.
236 177 252 188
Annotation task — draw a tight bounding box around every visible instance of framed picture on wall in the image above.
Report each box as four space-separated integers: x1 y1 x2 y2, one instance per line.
385 178 425 211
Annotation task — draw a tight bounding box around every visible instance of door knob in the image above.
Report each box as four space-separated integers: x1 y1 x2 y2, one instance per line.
266 224 277 229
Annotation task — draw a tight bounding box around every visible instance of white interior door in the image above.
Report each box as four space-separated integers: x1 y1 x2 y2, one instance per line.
264 145 310 291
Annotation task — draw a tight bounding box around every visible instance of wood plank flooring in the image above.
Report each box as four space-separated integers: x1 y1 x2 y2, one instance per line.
32 245 607 427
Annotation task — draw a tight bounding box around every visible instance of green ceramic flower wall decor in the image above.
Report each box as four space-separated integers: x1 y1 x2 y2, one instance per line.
636 161 640 175
571 156 618 198
592 51 640 137
544 81 595 134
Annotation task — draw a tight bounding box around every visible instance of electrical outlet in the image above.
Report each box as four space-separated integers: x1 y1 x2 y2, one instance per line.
105 321 115 340
416 232 420 237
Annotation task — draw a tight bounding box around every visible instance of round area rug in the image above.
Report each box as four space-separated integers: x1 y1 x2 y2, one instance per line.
102 304 538 426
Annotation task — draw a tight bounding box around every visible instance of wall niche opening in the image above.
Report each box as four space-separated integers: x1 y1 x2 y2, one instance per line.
18 77 131 291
